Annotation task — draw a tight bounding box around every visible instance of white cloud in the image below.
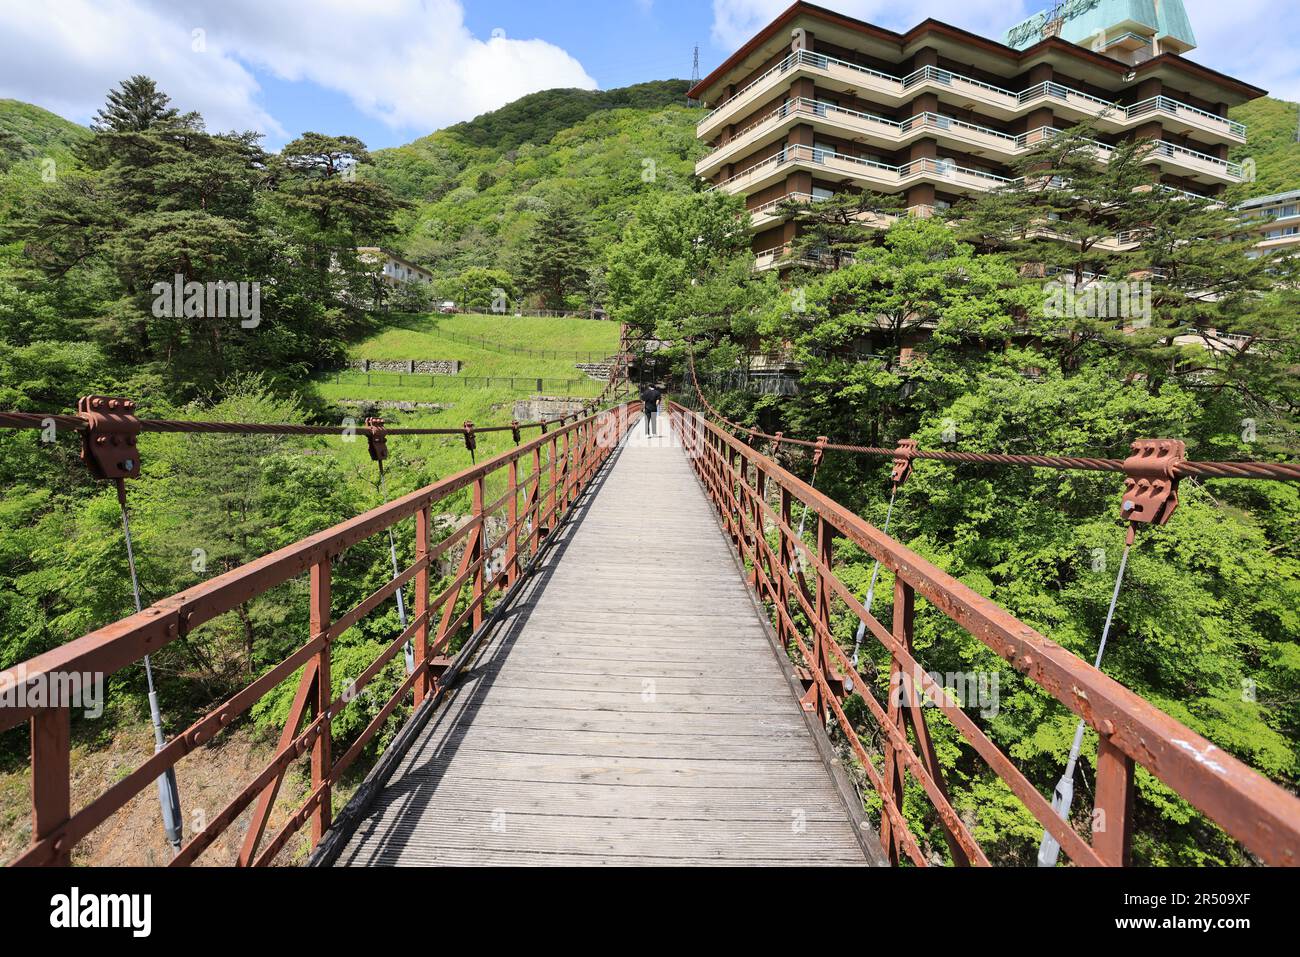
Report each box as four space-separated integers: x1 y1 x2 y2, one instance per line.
708 0 1297 102
0 0 282 137
0 0 597 143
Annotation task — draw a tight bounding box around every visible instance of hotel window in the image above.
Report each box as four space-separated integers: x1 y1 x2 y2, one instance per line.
812 186 834 201
812 140 835 163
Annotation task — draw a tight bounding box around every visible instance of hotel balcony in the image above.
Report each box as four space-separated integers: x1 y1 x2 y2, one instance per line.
713 131 1239 210
697 50 1246 147
714 144 1016 199
747 192 932 232
698 99 1034 180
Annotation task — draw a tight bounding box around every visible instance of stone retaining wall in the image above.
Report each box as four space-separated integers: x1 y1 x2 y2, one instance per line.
349 358 461 375
335 400 453 412
512 395 590 422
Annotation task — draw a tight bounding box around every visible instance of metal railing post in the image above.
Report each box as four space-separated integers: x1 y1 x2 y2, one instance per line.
309 558 332 843
1093 736 1135 865
414 504 431 704
506 456 519 587
531 438 543 556
879 576 913 864
471 478 485 631
547 429 559 532
30 707 71 865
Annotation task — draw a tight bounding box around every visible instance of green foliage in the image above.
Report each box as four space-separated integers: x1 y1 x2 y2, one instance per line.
1230 96 1300 195
606 188 765 339
517 202 591 309
369 96 706 293
445 80 692 152
603 138 1300 865
439 267 516 311
0 98 90 169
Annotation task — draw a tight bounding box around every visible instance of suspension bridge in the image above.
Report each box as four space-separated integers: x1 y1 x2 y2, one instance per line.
1 359 1299 866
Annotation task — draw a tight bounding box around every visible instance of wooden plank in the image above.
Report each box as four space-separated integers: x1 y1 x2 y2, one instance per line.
339 778 860 819
336 416 868 867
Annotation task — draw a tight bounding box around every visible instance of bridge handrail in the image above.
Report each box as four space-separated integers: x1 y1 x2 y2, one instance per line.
1 401 642 866
669 400 1300 866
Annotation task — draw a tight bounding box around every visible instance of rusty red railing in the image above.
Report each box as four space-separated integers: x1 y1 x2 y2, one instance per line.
668 400 1300 866
1 402 641 866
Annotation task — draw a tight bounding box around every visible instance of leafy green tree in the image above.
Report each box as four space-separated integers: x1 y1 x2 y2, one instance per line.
954 123 1300 429
90 75 184 133
519 202 590 310
442 267 516 312
605 189 754 338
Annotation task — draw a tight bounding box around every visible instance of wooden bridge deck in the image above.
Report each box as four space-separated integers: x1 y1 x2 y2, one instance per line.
332 413 872 866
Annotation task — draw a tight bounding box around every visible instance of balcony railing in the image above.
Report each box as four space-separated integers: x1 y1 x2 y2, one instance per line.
1129 95 1247 137
699 49 1246 142
715 143 1014 194
1147 140 1244 177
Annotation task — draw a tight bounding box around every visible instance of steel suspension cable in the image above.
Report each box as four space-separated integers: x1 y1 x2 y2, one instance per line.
376 460 415 675
851 482 898 668
114 478 184 854
1037 527 1134 868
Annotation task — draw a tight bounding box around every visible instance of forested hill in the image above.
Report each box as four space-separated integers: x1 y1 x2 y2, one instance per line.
0 99 89 168
445 79 692 151
1230 95 1300 195
368 81 706 284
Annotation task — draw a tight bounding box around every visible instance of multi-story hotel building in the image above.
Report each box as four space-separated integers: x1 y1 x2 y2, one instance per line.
1238 190 1300 259
687 1 1266 270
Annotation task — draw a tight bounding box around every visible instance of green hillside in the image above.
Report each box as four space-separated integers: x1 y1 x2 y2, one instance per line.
446 79 692 152
1231 95 1300 195
369 84 706 284
0 98 89 169
309 311 620 496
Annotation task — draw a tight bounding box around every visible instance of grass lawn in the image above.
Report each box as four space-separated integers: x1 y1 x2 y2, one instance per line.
352 312 621 370
302 311 626 507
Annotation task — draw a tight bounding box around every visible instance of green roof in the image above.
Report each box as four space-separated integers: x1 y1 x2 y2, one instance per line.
1005 0 1197 52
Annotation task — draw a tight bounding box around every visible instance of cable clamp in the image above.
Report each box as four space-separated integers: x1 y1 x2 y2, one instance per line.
891 438 918 486
462 421 477 454
365 417 388 462
77 395 141 480
510 420 521 445
811 436 828 470
1120 438 1185 525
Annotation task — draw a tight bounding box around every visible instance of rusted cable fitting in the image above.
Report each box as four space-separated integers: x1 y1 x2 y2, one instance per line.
811 436 828 470
364 417 388 462
77 395 141 480
1120 438 1185 526
771 431 784 454
510 420 521 445
891 438 918 487
462 421 477 454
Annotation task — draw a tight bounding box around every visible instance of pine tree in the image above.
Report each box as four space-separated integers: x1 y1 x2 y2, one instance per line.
520 203 591 310
952 122 1300 417
91 75 181 133
784 190 902 269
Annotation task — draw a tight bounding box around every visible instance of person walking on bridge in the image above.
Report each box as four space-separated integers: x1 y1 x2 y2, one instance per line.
639 382 662 437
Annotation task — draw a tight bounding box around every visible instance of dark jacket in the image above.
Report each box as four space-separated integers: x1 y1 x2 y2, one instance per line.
639 387 662 413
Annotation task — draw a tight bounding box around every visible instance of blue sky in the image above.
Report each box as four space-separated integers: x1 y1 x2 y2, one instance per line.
1 1 1295 152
